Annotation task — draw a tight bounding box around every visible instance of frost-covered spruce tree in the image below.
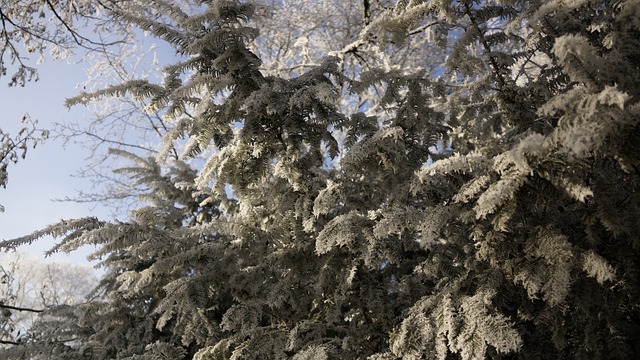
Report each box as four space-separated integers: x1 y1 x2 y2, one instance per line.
4 1 365 358
2 0 640 359
343 0 640 359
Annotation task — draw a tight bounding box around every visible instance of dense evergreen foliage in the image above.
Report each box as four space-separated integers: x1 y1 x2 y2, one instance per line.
2 0 640 358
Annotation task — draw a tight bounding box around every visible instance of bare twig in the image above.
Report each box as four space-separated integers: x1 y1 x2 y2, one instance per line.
44 0 122 49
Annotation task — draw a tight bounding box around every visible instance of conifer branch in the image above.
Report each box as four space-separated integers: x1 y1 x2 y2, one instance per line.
463 2 507 89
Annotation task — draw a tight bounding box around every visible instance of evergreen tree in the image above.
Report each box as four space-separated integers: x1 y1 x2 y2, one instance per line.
2 0 639 359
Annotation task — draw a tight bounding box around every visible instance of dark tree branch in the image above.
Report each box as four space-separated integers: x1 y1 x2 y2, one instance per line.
78 130 155 153
0 339 22 345
44 0 121 49
1 303 44 313
363 0 371 25
463 2 507 89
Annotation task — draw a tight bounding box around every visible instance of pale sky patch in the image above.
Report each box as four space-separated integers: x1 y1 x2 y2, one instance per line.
0 58 109 269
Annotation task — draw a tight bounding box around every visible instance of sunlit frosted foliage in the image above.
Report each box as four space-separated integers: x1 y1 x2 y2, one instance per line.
2 0 640 359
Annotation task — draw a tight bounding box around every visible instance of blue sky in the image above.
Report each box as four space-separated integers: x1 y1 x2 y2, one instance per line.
0 58 108 268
